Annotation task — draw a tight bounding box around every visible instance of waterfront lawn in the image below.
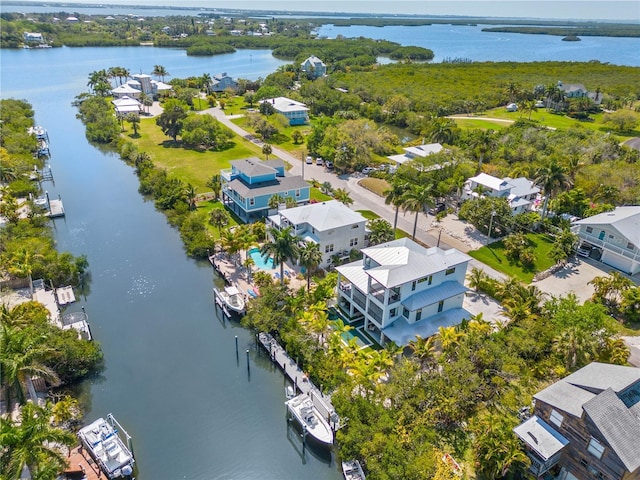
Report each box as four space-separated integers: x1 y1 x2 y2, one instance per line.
468 233 556 283
198 200 241 238
135 118 261 191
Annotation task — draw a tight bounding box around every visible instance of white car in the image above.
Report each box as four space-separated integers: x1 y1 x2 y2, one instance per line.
362 167 376 175
305 156 313 164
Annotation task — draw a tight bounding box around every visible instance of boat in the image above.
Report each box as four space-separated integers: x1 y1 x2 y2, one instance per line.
214 286 245 314
286 385 295 399
285 393 334 445
77 414 134 479
342 460 366 480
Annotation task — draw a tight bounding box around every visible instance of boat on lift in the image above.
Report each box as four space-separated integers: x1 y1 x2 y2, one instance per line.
285 393 333 445
214 285 245 315
77 414 134 479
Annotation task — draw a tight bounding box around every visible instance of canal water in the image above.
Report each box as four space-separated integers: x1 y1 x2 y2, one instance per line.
1 47 338 480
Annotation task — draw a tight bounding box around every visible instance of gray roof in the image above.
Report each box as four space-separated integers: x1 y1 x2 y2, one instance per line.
401 281 468 311
583 388 640 472
506 177 540 197
230 157 276 177
535 362 640 417
575 206 640 248
361 238 471 288
227 175 309 198
513 416 569 461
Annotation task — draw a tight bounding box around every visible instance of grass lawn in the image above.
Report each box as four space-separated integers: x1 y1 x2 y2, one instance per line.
468 233 556 283
358 177 390 197
451 118 511 130
231 115 312 159
197 200 242 238
310 188 333 202
356 210 409 240
133 117 262 192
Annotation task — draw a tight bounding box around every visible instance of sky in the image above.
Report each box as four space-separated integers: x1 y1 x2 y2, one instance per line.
10 0 640 21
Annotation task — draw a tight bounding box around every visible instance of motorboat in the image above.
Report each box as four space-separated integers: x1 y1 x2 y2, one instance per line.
342 459 366 480
285 393 333 445
286 385 295 399
77 414 134 479
214 286 245 314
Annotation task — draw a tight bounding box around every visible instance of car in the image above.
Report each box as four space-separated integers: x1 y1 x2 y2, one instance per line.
305 156 313 164
362 167 376 175
325 161 334 170
506 103 518 112
577 245 591 258
316 158 324 166
428 203 446 216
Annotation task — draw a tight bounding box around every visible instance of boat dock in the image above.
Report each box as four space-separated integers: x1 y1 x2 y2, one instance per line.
48 197 65 218
258 332 340 431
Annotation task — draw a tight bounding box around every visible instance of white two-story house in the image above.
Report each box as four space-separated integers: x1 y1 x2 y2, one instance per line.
336 238 472 346
267 200 367 268
574 206 640 275
463 172 541 214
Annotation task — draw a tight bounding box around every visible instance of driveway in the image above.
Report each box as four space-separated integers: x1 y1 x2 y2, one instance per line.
533 256 612 303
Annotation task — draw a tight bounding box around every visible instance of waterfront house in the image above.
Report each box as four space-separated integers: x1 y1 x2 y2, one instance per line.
336 238 471 346
573 206 640 275
557 80 588 98
23 32 44 43
210 73 238 92
112 96 142 116
111 73 172 100
514 362 640 480
300 55 327 79
462 173 540 214
259 97 309 126
267 200 367 268
221 157 310 222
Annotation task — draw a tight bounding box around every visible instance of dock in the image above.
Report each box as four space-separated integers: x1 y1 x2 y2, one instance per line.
258 332 340 430
65 445 102 480
48 197 65 218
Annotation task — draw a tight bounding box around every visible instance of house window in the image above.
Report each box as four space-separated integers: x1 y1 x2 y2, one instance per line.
549 409 563 428
411 281 416 291
587 438 604 459
586 226 593 233
350 238 358 247
445 267 456 275
627 242 635 250
438 300 444 312
416 310 422 321
325 244 334 254
390 308 397 317
249 198 255 206
418 275 432 285
403 307 409 318
351 224 359 229
295 189 300 197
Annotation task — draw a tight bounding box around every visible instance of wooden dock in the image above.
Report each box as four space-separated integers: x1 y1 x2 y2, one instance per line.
48 198 65 218
258 332 340 430
65 445 102 480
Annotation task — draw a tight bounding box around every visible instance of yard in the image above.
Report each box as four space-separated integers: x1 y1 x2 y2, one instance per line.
468 233 556 283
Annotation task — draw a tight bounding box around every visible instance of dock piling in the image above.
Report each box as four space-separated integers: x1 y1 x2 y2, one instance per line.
235 336 238 354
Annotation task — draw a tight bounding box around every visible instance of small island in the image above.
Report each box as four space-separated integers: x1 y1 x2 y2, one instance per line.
562 35 582 41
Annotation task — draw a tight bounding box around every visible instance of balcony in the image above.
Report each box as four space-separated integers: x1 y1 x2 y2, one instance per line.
580 232 638 260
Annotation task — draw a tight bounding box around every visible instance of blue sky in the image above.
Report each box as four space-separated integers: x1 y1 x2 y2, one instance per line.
12 0 640 21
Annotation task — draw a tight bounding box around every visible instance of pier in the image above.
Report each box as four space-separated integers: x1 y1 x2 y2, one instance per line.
258 332 340 431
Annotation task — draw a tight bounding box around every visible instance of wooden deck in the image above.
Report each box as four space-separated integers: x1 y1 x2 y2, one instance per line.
258 332 340 430
64 445 102 480
48 198 65 217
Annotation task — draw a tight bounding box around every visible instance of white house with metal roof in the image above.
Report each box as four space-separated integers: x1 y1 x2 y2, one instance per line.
387 142 444 165
573 206 640 275
336 238 471 346
259 97 309 125
111 73 173 99
462 173 541 214
300 55 327 79
514 362 640 479
267 200 367 268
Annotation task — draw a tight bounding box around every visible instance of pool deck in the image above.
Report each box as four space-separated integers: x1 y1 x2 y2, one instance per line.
209 250 306 304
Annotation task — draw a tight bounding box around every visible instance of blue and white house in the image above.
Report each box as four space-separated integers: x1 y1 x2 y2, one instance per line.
267 200 368 268
259 97 309 126
111 74 172 99
221 157 310 222
336 238 472 346
574 206 640 275
300 55 327 79
210 73 238 92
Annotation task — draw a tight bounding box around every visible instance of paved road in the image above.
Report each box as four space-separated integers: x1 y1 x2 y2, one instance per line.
203 107 506 281
623 137 640 151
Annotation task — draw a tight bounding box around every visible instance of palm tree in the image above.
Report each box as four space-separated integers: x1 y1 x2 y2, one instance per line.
219 227 241 262
468 129 497 173
401 184 435 240
235 224 258 263
535 158 572 219
436 325 463 355
383 180 407 234
6 247 40 296
152 64 169 82
298 242 322 291
466 267 487 293
408 335 437 369
184 183 197 210
206 174 222 200
262 143 273 160
87 69 109 93
553 327 598 370
0 163 19 183
333 188 353 206
260 226 300 286
0 401 76 480
209 208 230 235
200 72 212 94
268 193 284 211
367 218 394 245
424 117 459 145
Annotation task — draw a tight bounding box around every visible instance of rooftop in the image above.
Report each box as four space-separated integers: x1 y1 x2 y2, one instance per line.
468 172 513 192
575 206 640 248
514 415 569 461
259 97 309 113
276 200 366 232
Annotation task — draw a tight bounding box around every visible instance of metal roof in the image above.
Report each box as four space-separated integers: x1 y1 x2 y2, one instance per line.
277 200 366 232
575 206 640 249
259 97 309 113
336 261 370 294
468 173 513 192
513 416 569 461
401 281 468 311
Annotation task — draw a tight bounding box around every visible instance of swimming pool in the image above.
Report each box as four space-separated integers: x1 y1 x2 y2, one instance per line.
248 247 275 270
339 327 372 349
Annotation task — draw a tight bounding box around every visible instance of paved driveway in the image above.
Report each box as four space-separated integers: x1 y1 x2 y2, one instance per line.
534 257 612 303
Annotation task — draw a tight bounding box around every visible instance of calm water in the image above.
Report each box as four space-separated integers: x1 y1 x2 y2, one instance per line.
0 47 338 480
317 23 640 65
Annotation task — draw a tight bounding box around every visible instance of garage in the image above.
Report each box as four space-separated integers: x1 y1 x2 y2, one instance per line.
602 250 633 274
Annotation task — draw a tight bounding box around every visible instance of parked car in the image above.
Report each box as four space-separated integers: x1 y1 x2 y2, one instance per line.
506 103 518 112
305 156 313 164
428 203 446 215
325 161 334 170
577 245 591 258
316 158 324 166
362 167 376 175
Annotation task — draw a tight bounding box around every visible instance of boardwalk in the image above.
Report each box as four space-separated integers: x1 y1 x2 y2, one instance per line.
257 332 340 430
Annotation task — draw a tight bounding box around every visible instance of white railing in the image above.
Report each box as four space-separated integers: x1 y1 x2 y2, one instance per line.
581 233 639 261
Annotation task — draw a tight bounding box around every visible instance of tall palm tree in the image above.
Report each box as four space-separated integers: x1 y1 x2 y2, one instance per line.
262 143 273 161
408 335 437 369
209 208 230 235
535 158 572 219
235 224 258 263
333 188 353 206
0 401 75 480
367 218 394 245
184 183 197 210
206 174 222 200
268 193 284 211
152 64 169 82
260 226 300 286
383 180 407 234
200 72 212 94
6 247 40 296
401 184 435 240
298 242 322 291
468 129 497 173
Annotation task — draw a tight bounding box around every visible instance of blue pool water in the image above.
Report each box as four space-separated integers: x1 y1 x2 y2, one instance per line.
248 247 275 270
340 327 372 349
